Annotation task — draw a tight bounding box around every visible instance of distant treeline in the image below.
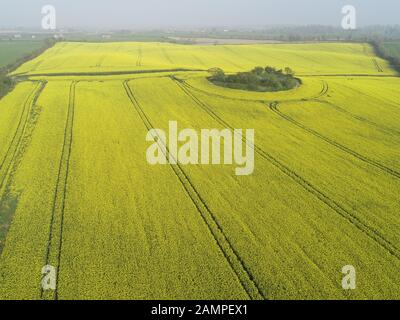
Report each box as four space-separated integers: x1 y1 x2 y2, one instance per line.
170 25 400 42
0 39 56 99
3 25 400 44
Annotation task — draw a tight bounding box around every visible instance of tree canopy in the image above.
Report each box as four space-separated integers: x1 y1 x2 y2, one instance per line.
209 66 299 92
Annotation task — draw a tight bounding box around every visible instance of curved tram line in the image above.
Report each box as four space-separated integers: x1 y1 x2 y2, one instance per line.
173 78 400 262
181 76 399 138
268 101 400 179
316 81 400 137
123 80 266 301
178 77 329 103
180 78 400 175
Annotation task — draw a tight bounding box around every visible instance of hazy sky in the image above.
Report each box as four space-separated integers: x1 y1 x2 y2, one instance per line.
0 0 398 29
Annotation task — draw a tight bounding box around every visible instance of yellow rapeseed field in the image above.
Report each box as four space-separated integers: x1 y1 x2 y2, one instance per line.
0 41 399 299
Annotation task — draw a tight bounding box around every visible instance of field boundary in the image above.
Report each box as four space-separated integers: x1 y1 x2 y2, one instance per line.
371 41 400 75
0 40 56 100
13 68 205 78
174 78 400 261
123 80 266 300
299 74 398 77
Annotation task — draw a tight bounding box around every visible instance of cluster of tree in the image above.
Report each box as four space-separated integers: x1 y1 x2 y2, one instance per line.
209 66 299 92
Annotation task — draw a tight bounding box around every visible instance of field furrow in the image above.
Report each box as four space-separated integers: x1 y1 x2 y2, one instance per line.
124 81 266 300
315 99 400 137
175 80 400 260
41 81 76 300
127 76 400 299
1 40 399 300
320 77 400 132
0 81 71 299
0 81 46 253
269 101 400 178
52 80 248 299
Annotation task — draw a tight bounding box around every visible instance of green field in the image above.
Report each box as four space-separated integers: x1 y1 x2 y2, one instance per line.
381 41 400 59
379 41 400 70
0 40 43 68
0 42 399 300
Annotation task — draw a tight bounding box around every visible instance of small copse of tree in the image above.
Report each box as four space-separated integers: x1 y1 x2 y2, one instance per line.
209 66 299 92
